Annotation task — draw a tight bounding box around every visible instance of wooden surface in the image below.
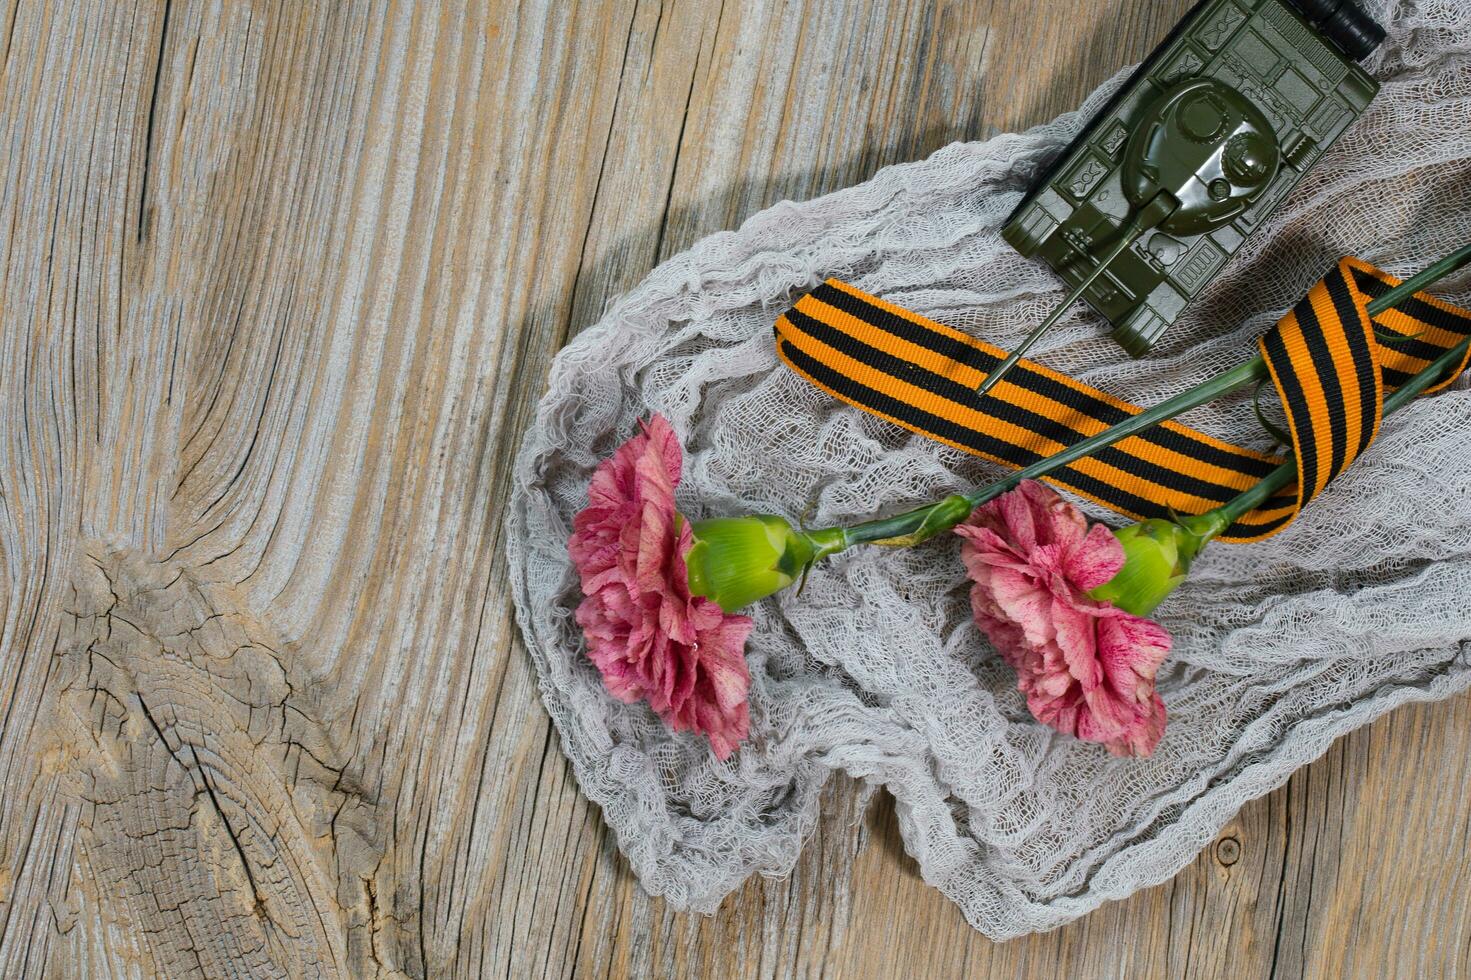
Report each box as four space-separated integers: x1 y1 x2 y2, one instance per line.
1 0 1468 976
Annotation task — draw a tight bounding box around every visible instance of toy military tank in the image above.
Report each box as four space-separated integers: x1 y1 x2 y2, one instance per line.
980 0 1385 397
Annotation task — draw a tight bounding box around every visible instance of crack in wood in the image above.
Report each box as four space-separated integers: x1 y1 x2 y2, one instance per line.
137 0 173 244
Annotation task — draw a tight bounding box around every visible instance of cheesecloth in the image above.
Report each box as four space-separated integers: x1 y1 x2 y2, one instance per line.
506 0 1471 938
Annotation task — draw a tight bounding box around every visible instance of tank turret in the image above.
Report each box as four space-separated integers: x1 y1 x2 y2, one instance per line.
1123 78 1280 235
982 0 1383 398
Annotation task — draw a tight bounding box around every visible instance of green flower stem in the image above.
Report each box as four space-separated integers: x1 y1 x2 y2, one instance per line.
1372 243 1471 315
816 244 1471 555
832 493 976 549
830 357 1268 550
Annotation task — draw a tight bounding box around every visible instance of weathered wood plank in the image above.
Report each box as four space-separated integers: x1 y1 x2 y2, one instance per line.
0 0 1467 977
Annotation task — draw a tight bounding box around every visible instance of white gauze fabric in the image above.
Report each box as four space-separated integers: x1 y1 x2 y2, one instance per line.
507 0 1471 939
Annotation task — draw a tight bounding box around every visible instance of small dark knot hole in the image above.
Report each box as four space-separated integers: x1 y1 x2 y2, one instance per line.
1215 835 1242 866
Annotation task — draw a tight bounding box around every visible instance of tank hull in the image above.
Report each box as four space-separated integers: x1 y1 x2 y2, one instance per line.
1001 0 1379 357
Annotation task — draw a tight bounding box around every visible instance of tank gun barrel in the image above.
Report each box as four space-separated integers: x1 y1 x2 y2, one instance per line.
977 191 1178 400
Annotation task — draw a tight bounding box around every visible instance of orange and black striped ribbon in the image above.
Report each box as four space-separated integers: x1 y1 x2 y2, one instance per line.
775 257 1471 543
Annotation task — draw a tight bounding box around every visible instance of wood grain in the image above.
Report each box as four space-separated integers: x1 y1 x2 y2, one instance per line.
0 0 1467 976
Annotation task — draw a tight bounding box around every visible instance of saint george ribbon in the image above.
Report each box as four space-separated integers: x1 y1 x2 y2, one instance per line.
774 258 1471 542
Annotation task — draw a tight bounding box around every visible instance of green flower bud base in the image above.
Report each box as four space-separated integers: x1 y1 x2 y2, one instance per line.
1088 512 1229 616
686 515 845 613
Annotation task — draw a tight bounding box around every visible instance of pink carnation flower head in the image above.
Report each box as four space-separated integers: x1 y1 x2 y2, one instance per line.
568 415 753 760
955 480 1171 757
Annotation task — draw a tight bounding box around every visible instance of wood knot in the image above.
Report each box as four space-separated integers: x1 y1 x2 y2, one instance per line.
49 545 379 975
1214 834 1242 867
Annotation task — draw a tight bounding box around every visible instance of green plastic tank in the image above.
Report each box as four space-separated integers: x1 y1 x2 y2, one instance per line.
994 0 1384 379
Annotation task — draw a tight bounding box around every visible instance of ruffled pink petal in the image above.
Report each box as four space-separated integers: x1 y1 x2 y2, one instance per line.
956 480 1173 757
996 483 1040 553
1103 693 1166 757
1065 522 1128 591
1049 592 1103 691
568 414 755 760
986 566 1055 649
955 523 1023 567
1025 477 1089 551
639 414 685 487
1096 612 1171 711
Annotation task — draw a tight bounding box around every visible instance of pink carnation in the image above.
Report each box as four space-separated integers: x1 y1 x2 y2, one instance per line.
954 481 1170 757
568 415 753 759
